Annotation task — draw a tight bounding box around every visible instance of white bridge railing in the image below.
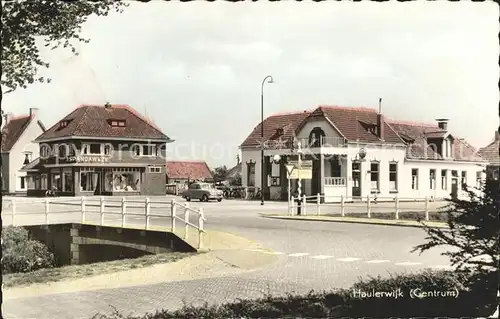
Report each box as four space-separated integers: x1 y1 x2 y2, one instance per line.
1 197 206 249
288 193 444 221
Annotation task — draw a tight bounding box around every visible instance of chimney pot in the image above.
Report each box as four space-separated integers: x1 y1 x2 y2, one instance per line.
29 108 39 117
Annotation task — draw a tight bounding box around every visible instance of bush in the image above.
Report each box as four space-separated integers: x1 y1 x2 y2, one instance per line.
2 226 55 274
90 270 497 319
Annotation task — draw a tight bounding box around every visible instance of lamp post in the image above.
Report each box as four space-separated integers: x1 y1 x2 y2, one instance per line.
260 75 274 205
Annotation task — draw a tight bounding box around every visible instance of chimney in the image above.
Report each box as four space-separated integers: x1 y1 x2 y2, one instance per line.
236 154 241 165
29 108 39 118
3 112 13 125
436 118 449 130
104 102 112 109
377 98 384 140
495 130 500 141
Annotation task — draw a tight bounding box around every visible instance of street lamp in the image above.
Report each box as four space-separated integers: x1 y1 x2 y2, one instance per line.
261 75 274 206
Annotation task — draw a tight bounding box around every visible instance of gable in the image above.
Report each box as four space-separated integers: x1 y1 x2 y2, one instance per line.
1 116 45 152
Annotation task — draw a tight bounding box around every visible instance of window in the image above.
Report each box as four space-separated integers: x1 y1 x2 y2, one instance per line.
34 175 41 189
81 169 98 192
58 144 67 157
330 157 341 177
441 169 448 190
131 145 141 157
148 166 162 173
89 143 101 155
389 163 398 191
476 171 483 188
23 153 31 165
104 168 141 192
104 144 112 156
142 144 156 156
41 174 48 189
40 145 50 158
20 177 25 189
109 120 126 127
59 120 69 128
62 169 73 192
51 171 62 191
430 169 436 189
411 168 419 190
461 171 467 190
370 162 379 191
26 176 35 189
247 163 256 187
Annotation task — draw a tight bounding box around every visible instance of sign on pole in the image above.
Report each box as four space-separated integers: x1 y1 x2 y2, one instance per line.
287 160 312 180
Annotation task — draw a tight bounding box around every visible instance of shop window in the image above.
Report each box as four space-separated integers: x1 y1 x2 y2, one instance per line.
34 175 41 189
20 177 25 189
411 168 419 190
41 174 48 189
26 176 35 189
389 163 398 191
142 145 156 156
51 172 62 191
81 171 98 192
63 169 73 192
104 168 141 192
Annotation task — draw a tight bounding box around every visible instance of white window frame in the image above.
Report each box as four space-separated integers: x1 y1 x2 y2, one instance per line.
40 145 50 157
370 161 380 192
411 168 419 190
461 171 467 190
389 162 398 192
82 143 103 155
429 169 436 190
148 166 162 173
20 176 26 190
142 144 157 157
441 169 448 190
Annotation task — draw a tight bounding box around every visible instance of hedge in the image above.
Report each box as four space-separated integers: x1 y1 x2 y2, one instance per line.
2 226 55 274
91 269 498 318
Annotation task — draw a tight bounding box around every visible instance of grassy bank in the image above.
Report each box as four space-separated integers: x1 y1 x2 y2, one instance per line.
3 252 196 288
327 210 452 222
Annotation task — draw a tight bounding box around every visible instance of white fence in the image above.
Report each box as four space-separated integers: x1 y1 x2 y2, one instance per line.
2 197 206 249
288 193 449 221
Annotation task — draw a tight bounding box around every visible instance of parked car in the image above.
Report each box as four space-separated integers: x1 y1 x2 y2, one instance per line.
182 182 223 202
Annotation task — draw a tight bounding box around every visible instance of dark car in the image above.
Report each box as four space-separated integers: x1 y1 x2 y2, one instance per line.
182 182 223 202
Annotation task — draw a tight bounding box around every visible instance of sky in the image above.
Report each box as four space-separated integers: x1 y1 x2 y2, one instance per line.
3 1 499 168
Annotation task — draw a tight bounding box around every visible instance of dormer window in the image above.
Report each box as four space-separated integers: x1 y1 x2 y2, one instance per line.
109 119 126 127
276 127 284 136
57 120 72 130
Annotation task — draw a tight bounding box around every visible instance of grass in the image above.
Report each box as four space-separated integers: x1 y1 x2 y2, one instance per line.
327 211 452 222
3 252 197 288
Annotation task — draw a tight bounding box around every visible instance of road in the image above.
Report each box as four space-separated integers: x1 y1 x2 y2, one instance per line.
2 196 454 319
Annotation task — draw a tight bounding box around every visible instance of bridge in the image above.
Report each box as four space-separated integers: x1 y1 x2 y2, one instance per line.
1 196 206 265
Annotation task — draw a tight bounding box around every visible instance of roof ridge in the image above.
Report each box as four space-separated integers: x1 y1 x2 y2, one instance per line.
268 110 312 117
114 104 166 136
387 119 439 128
319 105 378 113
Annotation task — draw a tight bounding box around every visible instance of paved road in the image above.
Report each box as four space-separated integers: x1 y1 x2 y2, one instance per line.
2 196 455 319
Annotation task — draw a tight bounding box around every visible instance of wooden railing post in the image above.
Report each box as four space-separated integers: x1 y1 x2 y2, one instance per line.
341 195 345 217
367 194 371 218
100 196 105 225
395 195 399 220
184 204 190 240
424 196 429 221
121 197 126 227
81 196 86 223
45 197 49 224
198 207 204 250
303 194 307 215
11 200 16 226
316 193 321 215
171 199 176 232
145 197 150 229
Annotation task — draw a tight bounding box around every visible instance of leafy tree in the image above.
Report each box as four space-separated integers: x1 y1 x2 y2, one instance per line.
1 0 126 94
212 165 229 182
413 176 499 277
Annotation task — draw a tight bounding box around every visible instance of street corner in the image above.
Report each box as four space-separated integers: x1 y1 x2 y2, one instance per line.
211 249 280 270
202 229 267 251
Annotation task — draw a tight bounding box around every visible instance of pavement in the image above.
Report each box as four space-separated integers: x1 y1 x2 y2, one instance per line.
2 196 465 319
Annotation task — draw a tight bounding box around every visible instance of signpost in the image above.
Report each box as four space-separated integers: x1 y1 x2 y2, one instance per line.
287 160 312 179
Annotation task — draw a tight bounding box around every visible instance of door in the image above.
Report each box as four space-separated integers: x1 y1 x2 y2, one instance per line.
311 158 321 196
451 178 458 199
352 162 361 197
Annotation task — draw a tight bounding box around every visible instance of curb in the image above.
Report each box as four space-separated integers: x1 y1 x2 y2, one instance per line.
260 214 449 229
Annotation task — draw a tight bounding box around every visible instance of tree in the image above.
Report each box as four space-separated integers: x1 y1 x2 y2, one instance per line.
1 0 127 94
413 176 499 278
212 165 229 182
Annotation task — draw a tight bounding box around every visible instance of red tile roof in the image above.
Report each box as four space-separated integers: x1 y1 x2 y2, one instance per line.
478 132 500 165
240 106 404 148
35 104 170 141
1 115 45 152
240 110 312 148
388 120 484 162
166 160 213 180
